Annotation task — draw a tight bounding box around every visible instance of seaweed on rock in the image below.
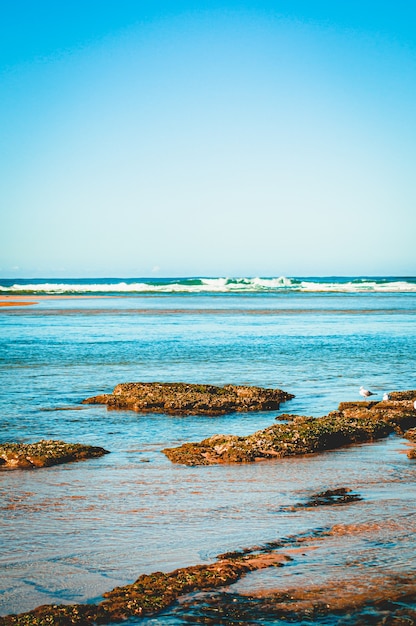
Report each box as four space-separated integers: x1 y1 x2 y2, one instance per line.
83 382 294 416
0 440 109 469
163 396 416 466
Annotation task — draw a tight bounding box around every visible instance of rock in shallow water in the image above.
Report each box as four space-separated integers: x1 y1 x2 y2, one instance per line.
299 487 362 508
3 525 416 625
0 440 109 469
83 382 294 415
163 395 416 465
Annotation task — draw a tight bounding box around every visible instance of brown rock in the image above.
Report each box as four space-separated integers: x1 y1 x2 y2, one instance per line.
404 428 416 442
83 382 294 416
0 440 109 470
297 487 362 508
163 393 416 466
3 525 415 625
339 399 416 434
388 390 416 401
0 549 289 624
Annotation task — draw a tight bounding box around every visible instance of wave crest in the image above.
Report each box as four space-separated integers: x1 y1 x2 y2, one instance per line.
1 277 416 294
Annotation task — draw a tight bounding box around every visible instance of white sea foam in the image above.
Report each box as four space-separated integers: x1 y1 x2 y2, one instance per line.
297 279 416 293
0 282 153 294
1 277 416 294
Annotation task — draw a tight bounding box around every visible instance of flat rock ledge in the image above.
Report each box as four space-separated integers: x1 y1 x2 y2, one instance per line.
0 526 335 625
3 526 416 625
0 440 109 469
0 551 290 625
163 392 416 465
405 428 416 459
83 382 294 416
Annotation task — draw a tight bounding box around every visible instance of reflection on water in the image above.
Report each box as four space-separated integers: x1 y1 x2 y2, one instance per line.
1 293 416 620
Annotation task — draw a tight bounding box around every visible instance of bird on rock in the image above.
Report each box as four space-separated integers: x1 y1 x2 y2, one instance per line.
383 393 390 401
360 386 375 398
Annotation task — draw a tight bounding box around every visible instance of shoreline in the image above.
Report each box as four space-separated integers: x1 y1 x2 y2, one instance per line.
0 300 37 307
0 295 112 307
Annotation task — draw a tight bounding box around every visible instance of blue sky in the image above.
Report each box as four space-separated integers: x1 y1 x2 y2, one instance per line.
1 1 415 277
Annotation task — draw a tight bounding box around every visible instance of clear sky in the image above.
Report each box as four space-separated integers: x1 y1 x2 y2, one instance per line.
1 0 415 277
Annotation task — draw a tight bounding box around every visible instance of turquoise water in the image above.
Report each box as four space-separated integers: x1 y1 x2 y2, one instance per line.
1 281 416 620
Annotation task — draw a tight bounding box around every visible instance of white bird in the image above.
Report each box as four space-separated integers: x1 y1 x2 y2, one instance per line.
360 386 375 398
414 400 416 411
383 393 390 401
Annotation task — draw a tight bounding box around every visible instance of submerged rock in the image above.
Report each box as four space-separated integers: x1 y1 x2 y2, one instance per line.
0 440 109 469
174 576 416 625
3 525 416 625
83 382 294 416
299 487 362 508
0 550 289 624
163 395 416 465
404 427 416 442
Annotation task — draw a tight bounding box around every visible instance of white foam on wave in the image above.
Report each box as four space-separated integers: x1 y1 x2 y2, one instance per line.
0 277 296 294
297 279 416 293
1 277 416 294
199 276 296 290
0 282 153 294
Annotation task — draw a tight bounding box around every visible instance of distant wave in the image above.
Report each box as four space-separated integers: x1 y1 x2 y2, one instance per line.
1 277 416 294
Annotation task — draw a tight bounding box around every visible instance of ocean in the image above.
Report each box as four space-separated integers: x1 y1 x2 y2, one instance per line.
1 276 416 623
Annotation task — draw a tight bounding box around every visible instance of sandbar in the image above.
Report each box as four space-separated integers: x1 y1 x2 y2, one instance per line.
0 299 37 307
0 295 113 308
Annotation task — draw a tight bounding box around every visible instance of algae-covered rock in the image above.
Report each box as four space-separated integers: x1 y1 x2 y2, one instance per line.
83 382 294 416
2 522 415 625
405 429 416 459
0 550 289 624
388 390 416 401
163 395 416 466
338 400 416 434
299 487 362 508
404 428 416 442
0 440 109 469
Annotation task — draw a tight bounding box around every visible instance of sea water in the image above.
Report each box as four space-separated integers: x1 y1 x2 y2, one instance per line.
1 277 416 621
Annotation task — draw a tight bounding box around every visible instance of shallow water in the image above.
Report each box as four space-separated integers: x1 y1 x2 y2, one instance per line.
1 290 416 620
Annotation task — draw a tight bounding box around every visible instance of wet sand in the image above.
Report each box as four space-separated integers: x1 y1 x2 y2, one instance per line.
0 295 115 309
0 300 37 307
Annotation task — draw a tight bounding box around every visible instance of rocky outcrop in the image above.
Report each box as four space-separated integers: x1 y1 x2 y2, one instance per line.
387 390 416 401
338 399 416 433
298 487 362 508
83 382 294 416
404 427 416 442
404 428 416 458
162 395 416 465
0 549 290 625
3 525 416 625
174 575 416 624
0 440 109 469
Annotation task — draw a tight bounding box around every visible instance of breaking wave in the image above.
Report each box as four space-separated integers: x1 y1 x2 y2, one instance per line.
1 276 416 294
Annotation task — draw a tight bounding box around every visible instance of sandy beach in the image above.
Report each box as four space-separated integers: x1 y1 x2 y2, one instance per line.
0 298 37 307
0 295 112 307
